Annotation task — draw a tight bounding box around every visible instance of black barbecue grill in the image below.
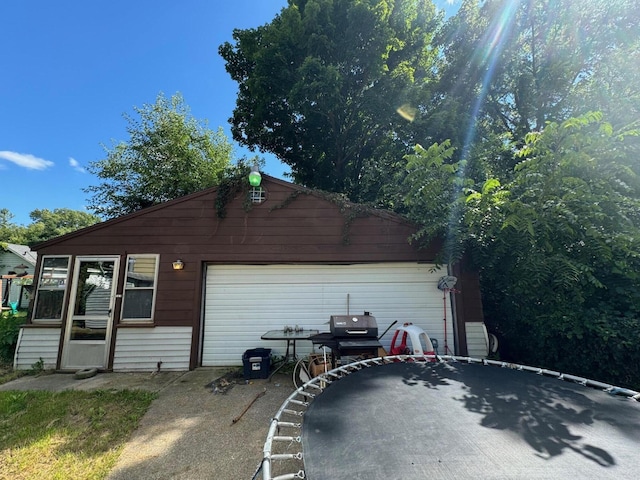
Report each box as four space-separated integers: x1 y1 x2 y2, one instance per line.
310 314 382 364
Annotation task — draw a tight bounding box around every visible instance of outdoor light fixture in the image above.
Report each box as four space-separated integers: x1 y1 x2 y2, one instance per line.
172 259 184 270
248 165 262 187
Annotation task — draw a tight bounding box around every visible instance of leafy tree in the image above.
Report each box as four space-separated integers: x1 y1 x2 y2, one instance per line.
0 209 28 244
220 0 442 203
85 92 233 219
434 0 640 175
398 112 640 388
23 209 101 244
1 208 99 245
471 113 640 387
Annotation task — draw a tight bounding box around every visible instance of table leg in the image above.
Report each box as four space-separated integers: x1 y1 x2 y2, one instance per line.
267 339 297 382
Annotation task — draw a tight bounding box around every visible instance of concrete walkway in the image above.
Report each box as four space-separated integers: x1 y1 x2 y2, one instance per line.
1 368 297 480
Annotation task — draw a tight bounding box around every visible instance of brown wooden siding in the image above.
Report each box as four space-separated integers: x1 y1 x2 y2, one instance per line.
30 176 482 368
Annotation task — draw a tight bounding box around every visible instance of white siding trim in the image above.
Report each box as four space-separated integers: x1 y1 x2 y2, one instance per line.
13 327 61 370
203 263 451 366
112 327 192 371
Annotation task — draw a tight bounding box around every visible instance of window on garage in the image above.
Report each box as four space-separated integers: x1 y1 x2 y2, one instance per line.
121 254 158 323
32 256 71 323
249 186 266 204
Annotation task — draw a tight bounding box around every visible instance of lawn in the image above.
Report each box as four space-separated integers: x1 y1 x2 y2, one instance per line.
0 309 155 478
0 388 156 480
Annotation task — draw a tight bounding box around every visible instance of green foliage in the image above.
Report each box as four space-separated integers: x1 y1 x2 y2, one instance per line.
2 208 100 244
215 158 262 218
0 312 23 363
29 358 45 374
471 113 640 388
25 208 100 243
220 0 442 203
0 209 28 244
85 92 234 219
400 140 471 262
436 0 640 148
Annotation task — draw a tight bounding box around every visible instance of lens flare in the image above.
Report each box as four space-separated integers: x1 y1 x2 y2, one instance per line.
396 103 417 122
446 1 520 258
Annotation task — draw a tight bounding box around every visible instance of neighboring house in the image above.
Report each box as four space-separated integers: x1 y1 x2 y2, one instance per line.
1 243 36 309
13 175 485 372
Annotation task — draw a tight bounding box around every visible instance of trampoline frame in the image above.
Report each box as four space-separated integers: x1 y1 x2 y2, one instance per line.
260 354 640 480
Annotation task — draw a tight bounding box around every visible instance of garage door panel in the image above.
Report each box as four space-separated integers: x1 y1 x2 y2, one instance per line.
202 263 452 366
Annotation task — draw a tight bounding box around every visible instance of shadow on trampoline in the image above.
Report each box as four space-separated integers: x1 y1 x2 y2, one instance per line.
451 364 620 466
299 361 640 479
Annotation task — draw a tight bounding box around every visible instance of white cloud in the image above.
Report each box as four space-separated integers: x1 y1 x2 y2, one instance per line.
0 150 54 170
69 157 86 173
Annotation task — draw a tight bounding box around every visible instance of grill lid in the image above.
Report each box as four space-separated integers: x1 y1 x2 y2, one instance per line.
330 314 378 337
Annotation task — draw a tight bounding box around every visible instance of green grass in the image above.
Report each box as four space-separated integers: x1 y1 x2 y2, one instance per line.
0 389 156 480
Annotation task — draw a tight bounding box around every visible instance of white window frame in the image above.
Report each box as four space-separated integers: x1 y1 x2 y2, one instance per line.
120 254 159 324
32 255 72 324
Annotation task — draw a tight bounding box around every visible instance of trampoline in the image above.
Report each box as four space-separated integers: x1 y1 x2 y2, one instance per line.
261 356 640 479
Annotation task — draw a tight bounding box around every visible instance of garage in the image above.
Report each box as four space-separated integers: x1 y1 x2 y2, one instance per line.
201 262 453 366
18 174 484 372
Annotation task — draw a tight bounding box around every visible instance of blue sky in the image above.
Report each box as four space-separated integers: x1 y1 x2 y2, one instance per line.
1 0 459 226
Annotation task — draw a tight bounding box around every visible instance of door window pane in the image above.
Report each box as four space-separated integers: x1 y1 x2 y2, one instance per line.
70 318 107 340
69 260 113 341
73 261 113 316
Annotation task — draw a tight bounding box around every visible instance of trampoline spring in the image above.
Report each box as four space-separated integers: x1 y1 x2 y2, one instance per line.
271 470 306 480
276 421 302 429
282 408 305 417
270 452 303 461
294 390 316 399
289 399 309 407
273 435 301 443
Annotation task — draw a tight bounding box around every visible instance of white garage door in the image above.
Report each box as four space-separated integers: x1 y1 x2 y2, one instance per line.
201 263 453 366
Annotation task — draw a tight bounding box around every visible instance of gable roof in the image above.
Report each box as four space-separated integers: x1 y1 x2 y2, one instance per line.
3 243 37 265
32 175 419 251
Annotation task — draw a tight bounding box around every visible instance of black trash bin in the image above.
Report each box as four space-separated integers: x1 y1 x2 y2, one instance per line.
243 348 272 380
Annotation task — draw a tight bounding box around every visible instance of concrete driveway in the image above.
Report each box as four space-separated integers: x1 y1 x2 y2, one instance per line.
0 368 297 480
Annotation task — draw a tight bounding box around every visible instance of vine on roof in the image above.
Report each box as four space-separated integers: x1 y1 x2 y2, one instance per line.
270 188 375 245
215 166 252 218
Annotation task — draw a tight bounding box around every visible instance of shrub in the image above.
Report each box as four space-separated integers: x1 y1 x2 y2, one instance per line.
0 312 24 363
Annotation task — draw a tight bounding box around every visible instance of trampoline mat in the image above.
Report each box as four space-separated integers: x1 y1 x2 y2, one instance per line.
301 362 640 479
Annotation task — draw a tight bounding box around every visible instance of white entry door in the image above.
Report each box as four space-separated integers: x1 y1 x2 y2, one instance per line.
61 257 119 370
